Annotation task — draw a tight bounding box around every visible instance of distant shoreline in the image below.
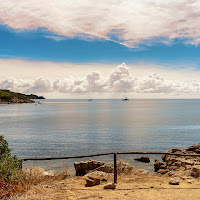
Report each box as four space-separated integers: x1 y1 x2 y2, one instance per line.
0 89 45 104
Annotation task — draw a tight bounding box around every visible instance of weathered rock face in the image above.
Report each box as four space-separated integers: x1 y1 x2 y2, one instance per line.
134 155 150 163
155 143 200 178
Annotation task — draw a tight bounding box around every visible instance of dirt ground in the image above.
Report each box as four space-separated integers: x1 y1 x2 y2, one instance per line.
9 170 200 200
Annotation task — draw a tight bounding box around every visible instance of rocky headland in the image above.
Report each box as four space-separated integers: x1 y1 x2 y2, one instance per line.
0 89 45 104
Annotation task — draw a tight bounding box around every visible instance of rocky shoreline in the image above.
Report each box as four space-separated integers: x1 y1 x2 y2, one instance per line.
71 143 200 187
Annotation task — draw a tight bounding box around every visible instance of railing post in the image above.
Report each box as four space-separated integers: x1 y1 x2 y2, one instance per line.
114 153 117 184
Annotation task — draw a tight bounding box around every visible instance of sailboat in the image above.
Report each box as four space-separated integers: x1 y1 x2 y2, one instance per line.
122 89 129 101
122 97 129 101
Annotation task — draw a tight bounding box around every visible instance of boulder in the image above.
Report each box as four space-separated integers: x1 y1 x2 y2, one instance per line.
96 161 133 174
85 177 100 187
169 178 180 185
186 144 200 152
103 182 116 189
74 160 105 176
134 155 150 163
171 148 182 153
154 160 167 172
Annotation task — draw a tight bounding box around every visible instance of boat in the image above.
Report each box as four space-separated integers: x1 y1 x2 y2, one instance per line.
122 97 129 101
88 99 93 101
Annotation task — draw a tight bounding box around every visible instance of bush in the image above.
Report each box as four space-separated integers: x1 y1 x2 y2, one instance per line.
0 136 22 180
0 136 25 198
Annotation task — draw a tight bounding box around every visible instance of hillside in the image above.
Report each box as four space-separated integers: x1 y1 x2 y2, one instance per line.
0 90 45 104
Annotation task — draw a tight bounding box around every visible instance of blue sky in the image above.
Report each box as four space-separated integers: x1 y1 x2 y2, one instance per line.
1 24 200 68
1 0 200 98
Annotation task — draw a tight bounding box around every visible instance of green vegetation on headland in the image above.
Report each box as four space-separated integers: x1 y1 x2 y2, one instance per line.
0 90 45 104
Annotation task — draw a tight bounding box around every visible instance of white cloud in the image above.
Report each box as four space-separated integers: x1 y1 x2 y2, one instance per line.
2 63 200 98
1 0 200 47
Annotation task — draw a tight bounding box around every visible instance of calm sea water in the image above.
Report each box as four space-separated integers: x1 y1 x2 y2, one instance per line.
1 99 200 171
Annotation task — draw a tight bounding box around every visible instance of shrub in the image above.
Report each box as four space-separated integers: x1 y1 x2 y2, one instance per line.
0 136 24 198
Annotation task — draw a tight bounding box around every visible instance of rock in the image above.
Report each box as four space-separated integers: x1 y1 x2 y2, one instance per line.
103 182 116 189
85 171 110 182
24 167 45 177
169 178 180 185
171 148 182 153
96 161 133 174
154 160 167 172
134 155 150 163
157 169 168 174
85 177 100 187
186 144 200 151
74 160 105 176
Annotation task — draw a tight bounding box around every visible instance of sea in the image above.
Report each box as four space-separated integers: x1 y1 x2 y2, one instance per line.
1 99 200 172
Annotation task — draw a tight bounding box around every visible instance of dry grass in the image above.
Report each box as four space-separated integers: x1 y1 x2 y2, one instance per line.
0 167 69 199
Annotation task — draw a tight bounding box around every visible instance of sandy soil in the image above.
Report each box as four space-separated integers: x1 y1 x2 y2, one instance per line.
10 170 200 200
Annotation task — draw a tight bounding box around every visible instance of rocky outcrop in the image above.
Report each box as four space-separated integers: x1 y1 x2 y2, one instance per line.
134 155 150 163
155 143 200 178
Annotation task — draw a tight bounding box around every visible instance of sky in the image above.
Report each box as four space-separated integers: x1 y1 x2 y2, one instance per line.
1 0 200 98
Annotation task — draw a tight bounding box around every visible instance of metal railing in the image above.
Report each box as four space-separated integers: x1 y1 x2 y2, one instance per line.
22 151 200 184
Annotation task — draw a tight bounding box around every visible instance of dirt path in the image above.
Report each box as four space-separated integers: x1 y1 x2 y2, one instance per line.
11 172 200 200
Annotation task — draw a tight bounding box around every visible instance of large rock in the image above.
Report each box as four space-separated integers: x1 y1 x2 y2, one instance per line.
74 160 105 176
186 144 200 152
103 182 116 189
96 160 133 174
134 155 150 163
169 178 180 185
154 160 167 172
85 176 100 187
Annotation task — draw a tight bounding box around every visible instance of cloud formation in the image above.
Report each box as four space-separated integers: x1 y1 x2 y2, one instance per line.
1 63 200 96
1 0 200 47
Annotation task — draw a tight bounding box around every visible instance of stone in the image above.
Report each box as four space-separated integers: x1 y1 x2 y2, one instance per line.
186 144 200 151
85 177 100 187
154 160 167 172
103 182 116 189
169 178 180 185
74 160 105 176
134 155 150 163
171 148 182 153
